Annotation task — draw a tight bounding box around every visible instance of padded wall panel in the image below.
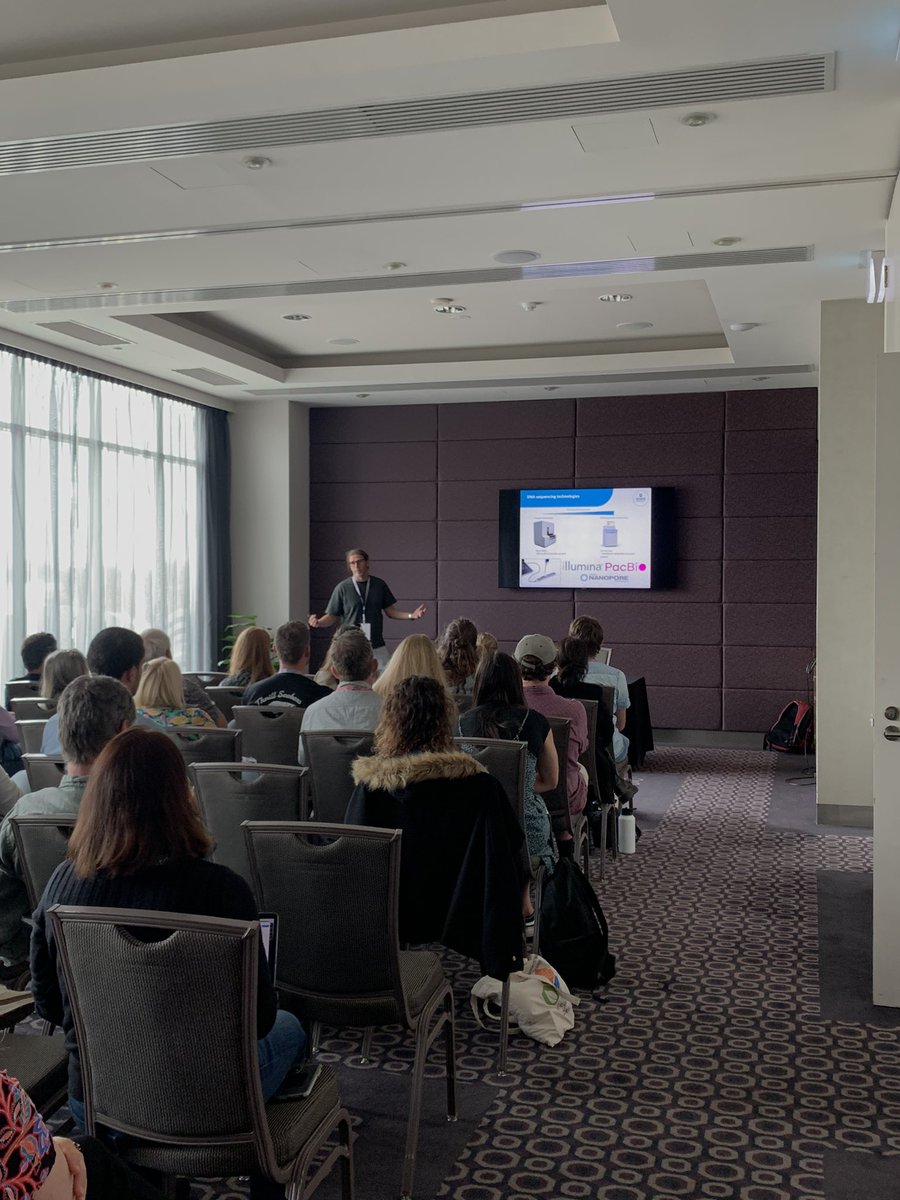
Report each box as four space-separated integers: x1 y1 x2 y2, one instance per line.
726 428 818 473
310 481 436 522
439 397 575 441
310 404 437 444
610 643 722 689
439 478 561 521
310 560 437 601
438 520 499 560
310 440 436 483
647 686 722 730
723 559 816 604
723 688 804 732
439 559 563 603
678 518 723 560
724 473 817 517
435 600 574 643
310 521 436 561
724 602 816 647
576 473 723 517
723 645 814 691
575 559 722 603
439 437 573 481
578 392 724 436
725 388 817 431
576 431 723 477
574 601 722 645
724 516 817 560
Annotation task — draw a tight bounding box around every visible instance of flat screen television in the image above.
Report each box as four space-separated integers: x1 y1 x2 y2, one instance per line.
499 486 676 590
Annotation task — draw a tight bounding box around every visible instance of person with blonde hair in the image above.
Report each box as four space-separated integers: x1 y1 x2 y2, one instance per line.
135 657 215 729
476 631 498 660
372 634 448 697
222 625 275 688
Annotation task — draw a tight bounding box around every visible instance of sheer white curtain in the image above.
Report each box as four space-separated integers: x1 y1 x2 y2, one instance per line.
1 348 212 685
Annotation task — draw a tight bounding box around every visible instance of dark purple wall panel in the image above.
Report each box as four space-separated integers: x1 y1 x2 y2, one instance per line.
439 398 575 441
577 392 724 436
309 387 817 734
310 404 437 444
310 440 436 483
726 388 817 431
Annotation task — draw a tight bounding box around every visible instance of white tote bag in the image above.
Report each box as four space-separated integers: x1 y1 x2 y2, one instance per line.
470 954 579 1047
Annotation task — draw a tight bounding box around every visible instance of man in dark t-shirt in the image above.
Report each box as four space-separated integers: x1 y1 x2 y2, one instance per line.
309 548 427 668
242 621 330 708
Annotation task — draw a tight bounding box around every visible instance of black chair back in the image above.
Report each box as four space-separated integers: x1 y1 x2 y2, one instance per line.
164 728 242 765
10 814 77 909
231 706 305 765
301 730 375 822
22 755 67 792
204 686 245 722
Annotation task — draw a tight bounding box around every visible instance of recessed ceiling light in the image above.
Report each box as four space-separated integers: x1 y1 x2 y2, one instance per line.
283 313 310 321
243 155 272 170
681 112 717 127
729 322 760 332
752 376 770 382
434 304 466 314
521 301 542 312
616 321 653 331
328 337 360 346
544 386 559 391
493 250 541 265
356 392 370 398
382 262 407 271
98 281 117 289
713 236 742 247
598 293 633 303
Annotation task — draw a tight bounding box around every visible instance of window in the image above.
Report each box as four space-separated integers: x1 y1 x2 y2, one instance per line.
1 348 215 685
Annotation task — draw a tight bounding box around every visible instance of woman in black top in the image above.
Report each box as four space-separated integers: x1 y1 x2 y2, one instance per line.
551 636 618 804
30 727 305 1125
458 652 558 875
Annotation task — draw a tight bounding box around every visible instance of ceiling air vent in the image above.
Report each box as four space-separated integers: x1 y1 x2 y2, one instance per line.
0 54 834 175
173 368 244 386
38 321 133 346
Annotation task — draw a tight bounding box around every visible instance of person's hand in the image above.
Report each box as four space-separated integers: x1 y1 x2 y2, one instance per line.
308 614 319 628
54 1138 87 1200
412 604 427 620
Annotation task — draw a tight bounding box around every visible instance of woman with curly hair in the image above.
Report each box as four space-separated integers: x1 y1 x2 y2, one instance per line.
436 617 479 695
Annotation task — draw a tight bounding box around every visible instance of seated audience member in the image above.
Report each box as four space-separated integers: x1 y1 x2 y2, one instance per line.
141 628 226 727
30 727 307 1129
0 676 135 974
4 631 57 707
514 635 588 819
41 626 156 757
458 650 558 884
0 702 22 780
221 625 275 689
313 637 340 691
298 630 381 764
0 1070 165 1199
436 617 479 695
568 616 631 769
372 634 448 698
0 764 21 815
242 621 330 708
476 631 498 661
38 649 89 754
347 676 524 979
135 657 216 729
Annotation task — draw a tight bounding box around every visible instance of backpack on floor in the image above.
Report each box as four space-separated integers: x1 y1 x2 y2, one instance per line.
763 700 813 753
539 857 616 990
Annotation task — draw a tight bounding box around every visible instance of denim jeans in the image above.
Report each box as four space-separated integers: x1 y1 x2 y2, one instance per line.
69 1009 308 1130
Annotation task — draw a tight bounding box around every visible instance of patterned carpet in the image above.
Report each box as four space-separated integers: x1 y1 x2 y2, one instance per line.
117 749 900 1196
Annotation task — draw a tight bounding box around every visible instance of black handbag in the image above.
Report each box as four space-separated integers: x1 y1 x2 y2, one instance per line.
539 856 616 990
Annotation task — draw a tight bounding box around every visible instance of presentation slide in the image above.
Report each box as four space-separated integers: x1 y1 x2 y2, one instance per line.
518 487 654 589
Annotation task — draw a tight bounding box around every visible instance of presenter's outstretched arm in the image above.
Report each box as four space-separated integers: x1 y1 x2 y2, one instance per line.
384 604 427 622
308 613 338 629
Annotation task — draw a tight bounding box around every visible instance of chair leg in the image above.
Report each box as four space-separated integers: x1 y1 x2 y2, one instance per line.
339 1112 355 1200
359 1027 374 1064
598 806 607 881
444 990 457 1122
400 1018 432 1200
311 1021 321 1054
496 976 511 1077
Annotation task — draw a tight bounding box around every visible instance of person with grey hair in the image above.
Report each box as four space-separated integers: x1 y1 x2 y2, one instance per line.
140 628 226 728
0 675 135 975
298 630 382 763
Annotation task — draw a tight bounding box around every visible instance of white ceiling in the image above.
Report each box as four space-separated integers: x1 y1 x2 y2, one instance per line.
0 0 896 409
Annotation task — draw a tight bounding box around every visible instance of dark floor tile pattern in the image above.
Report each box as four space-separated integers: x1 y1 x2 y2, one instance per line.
188 748 894 1199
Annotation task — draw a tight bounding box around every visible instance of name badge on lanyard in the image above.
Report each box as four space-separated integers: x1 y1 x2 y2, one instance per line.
353 578 372 643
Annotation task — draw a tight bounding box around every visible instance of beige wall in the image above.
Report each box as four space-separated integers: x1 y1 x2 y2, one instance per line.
816 300 879 823
230 400 309 633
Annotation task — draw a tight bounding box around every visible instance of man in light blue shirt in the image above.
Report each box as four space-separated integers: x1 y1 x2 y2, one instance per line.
298 630 381 764
570 616 630 766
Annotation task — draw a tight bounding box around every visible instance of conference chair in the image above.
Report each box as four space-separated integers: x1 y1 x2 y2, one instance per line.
574 698 615 879
205 685 245 722
22 754 67 792
188 762 310 887
599 684 620 861
163 727 242 766
4 680 42 704
14 718 47 754
9 697 56 721
10 813 77 910
301 731 375 823
243 822 455 1200
48 906 353 1200
182 671 229 690
232 705 306 765
544 717 590 878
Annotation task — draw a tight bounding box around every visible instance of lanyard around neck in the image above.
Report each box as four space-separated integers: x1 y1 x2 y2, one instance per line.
352 577 370 617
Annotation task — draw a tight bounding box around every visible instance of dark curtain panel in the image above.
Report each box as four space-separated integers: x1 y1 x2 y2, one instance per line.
200 407 232 668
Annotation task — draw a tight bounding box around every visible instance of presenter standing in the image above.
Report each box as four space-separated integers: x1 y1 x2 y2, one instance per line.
309 548 427 670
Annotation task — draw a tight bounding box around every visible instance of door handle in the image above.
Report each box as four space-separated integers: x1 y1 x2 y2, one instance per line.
884 725 900 742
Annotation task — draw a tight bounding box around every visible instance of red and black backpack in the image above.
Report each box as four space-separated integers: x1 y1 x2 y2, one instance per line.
763 701 814 753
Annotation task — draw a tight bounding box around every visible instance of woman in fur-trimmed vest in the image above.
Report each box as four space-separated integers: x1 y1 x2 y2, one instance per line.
347 675 525 981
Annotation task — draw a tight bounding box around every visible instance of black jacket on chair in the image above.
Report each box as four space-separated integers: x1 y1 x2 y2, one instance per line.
347 750 525 980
